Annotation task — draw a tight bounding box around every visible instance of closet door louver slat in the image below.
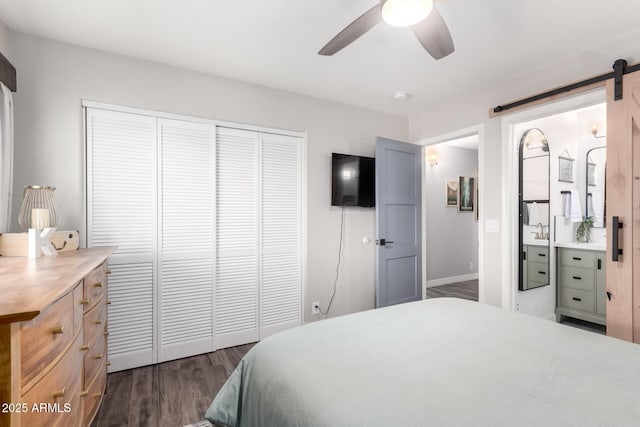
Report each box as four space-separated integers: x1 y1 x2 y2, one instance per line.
158 119 215 362
260 133 302 338
86 108 157 372
215 127 259 349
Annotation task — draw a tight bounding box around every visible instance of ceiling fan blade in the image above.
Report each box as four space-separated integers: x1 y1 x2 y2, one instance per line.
318 4 381 56
411 6 454 60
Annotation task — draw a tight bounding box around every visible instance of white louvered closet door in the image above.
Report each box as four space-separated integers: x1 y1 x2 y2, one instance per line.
215 127 260 348
86 108 157 372
158 119 215 362
260 133 302 338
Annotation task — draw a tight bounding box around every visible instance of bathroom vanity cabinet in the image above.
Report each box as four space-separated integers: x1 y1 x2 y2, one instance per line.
556 247 606 325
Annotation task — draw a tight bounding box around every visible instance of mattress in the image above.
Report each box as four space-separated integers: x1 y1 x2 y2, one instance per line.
205 298 640 427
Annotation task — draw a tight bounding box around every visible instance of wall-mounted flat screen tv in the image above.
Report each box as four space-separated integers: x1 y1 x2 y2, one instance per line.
331 153 375 207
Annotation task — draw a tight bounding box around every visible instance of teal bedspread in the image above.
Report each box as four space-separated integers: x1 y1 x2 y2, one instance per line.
205 298 640 427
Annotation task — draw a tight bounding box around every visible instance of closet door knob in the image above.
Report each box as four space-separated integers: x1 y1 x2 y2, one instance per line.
51 325 64 335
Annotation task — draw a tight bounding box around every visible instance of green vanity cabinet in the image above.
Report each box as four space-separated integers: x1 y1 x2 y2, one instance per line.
556 247 606 325
523 245 549 290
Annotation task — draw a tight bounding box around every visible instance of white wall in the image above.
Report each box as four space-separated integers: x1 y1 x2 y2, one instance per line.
9 33 409 323
424 145 478 283
0 18 10 60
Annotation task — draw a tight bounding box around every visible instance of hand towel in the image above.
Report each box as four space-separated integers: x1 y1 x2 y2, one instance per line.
569 190 582 223
527 202 540 226
590 192 603 227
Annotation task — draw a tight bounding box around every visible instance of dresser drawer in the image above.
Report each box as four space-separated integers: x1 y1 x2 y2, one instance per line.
83 296 106 346
84 328 105 387
561 288 595 312
560 249 595 269
527 246 549 263
21 331 83 427
20 288 77 387
528 261 549 284
83 262 107 311
83 358 107 427
560 266 595 291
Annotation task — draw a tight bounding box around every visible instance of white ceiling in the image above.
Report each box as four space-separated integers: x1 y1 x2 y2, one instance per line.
2 0 640 116
440 134 478 150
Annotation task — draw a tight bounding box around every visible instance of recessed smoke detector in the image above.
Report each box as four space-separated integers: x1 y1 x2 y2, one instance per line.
392 91 410 101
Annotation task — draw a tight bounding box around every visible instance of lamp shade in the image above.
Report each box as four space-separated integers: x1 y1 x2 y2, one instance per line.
381 0 433 27
18 185 60 230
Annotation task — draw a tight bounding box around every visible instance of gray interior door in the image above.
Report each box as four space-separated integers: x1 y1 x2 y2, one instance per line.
375 137 422 308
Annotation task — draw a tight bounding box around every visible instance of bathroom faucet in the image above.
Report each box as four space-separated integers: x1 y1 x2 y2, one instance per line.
531 222 546 240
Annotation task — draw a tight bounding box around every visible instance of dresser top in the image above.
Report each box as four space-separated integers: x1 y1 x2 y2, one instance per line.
0 247 115 324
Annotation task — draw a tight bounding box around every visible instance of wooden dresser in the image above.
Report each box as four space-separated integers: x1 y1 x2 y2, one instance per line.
0 247 115 427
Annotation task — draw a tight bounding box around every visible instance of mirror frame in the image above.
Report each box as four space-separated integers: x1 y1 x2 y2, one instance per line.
518 128 551 291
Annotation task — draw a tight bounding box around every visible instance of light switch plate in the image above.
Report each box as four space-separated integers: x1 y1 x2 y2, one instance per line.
485 220 499 233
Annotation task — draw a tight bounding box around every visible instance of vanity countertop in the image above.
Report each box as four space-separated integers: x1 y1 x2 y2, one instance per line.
555 242 606 251
523 240 549 247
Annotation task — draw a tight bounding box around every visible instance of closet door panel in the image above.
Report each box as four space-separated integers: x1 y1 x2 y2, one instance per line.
158 119 215 361
86 108 157 372
260 134 302 338
216 127 259 348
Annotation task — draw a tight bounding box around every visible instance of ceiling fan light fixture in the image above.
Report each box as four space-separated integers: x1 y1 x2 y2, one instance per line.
381 0 434 27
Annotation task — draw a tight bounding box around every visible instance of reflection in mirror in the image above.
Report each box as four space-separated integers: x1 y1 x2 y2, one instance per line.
585 146 605 228
519 128 551 291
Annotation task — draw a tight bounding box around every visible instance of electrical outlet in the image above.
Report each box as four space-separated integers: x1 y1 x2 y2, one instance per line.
312 301 320 315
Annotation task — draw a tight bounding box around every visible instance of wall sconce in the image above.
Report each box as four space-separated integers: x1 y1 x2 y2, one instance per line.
591 123 606 139
427 149 439 166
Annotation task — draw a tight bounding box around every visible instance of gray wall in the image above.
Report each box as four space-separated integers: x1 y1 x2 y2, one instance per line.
425 145 478 281
9 32 409 322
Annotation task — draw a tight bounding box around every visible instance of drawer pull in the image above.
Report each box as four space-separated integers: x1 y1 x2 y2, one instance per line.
106 300 112 305
80 298 90 305
106 269 112 275
572 297 582 302
80 344 90 351
93 281 103 288
93 354 103 360
93 392 102 398
51 325 64 335
52 388 66 398
572 257 582 261
572 276 582 280
537 253 546 257
538 271 546 275
80 390 88 397
106 361 111 366
94 319 103 325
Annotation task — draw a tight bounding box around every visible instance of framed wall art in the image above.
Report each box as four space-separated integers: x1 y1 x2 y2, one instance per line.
446 179 458 207
558 149 574 183
458 176 475 212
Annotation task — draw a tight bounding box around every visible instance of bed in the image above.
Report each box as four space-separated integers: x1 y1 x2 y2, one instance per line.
205 298 640 427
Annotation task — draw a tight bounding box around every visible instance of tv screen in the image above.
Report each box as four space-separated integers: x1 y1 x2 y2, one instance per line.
331 153 375 207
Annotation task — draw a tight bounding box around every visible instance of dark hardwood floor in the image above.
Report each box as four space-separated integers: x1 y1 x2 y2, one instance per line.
426 279 478 301
92 343 254 427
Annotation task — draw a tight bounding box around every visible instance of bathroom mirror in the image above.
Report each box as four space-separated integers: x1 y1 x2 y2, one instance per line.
519 128 550 291
584 146 606 228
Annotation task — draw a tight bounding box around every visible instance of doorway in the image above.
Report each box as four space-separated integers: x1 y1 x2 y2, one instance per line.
416 125 484 303
501 90 607 323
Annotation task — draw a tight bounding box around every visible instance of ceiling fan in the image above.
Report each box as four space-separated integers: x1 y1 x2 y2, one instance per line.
318 0 454 60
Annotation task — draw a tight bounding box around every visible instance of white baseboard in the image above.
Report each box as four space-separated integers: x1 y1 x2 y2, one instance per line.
426 273 479 288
